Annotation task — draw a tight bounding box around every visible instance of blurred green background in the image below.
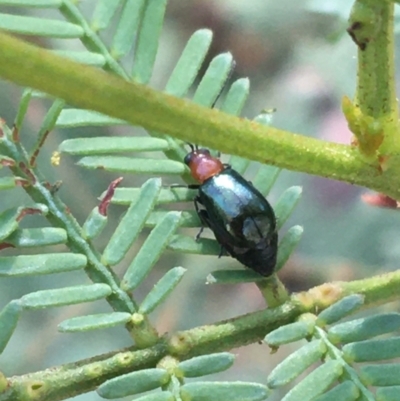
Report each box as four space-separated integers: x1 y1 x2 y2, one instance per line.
1 1 399 400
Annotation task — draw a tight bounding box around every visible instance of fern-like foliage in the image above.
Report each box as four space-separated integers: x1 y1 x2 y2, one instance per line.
265 294 400 400
1 1 396 401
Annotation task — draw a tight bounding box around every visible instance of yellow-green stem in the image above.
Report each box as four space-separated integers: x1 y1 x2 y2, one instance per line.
256 274 290 307
2 32 400 198
352 1 396 118
3 269 400 401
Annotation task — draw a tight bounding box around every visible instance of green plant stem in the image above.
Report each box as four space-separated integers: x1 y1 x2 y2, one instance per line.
1 32 400 199
345 1 400 158
0 124 159 348
256 274 290 307
59 1 129 78
353 1 396 118
2 269 400 401
315 327 374 400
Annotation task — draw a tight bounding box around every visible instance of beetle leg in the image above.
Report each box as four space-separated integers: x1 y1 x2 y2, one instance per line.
194 197 208 241
193 196 203 215
170 183 200 189
197 209 228 257
195 225 205 241
218 246 228 258
194 199 231 256
195 210 209 241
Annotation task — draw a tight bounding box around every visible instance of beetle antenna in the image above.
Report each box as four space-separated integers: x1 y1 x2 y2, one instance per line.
186 143 195 152
184 62 235 154
211 60 236 109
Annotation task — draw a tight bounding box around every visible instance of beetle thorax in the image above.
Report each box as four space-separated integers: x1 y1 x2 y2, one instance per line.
188 154 224 183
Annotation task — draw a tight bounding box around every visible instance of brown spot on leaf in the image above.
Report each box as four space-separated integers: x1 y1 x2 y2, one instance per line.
17 208 43 221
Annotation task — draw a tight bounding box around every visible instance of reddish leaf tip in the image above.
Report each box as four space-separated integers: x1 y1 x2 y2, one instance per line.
99 177 123 216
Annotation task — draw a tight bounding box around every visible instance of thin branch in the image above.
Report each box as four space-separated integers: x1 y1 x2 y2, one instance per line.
1 32 400 198
345 1 399 158
0 123 159 347
351 1 396 118
2 269 400 401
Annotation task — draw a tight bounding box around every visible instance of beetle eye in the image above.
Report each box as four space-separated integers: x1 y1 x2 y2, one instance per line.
184 153 193 165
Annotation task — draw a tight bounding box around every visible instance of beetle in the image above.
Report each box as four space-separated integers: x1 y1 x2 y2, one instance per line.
184 145 278 276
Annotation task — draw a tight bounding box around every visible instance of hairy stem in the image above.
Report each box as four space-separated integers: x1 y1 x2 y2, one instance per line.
352 0 396 118
1 32 400 198
0 124 159 348
346 0 400 159
2 269 400 401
